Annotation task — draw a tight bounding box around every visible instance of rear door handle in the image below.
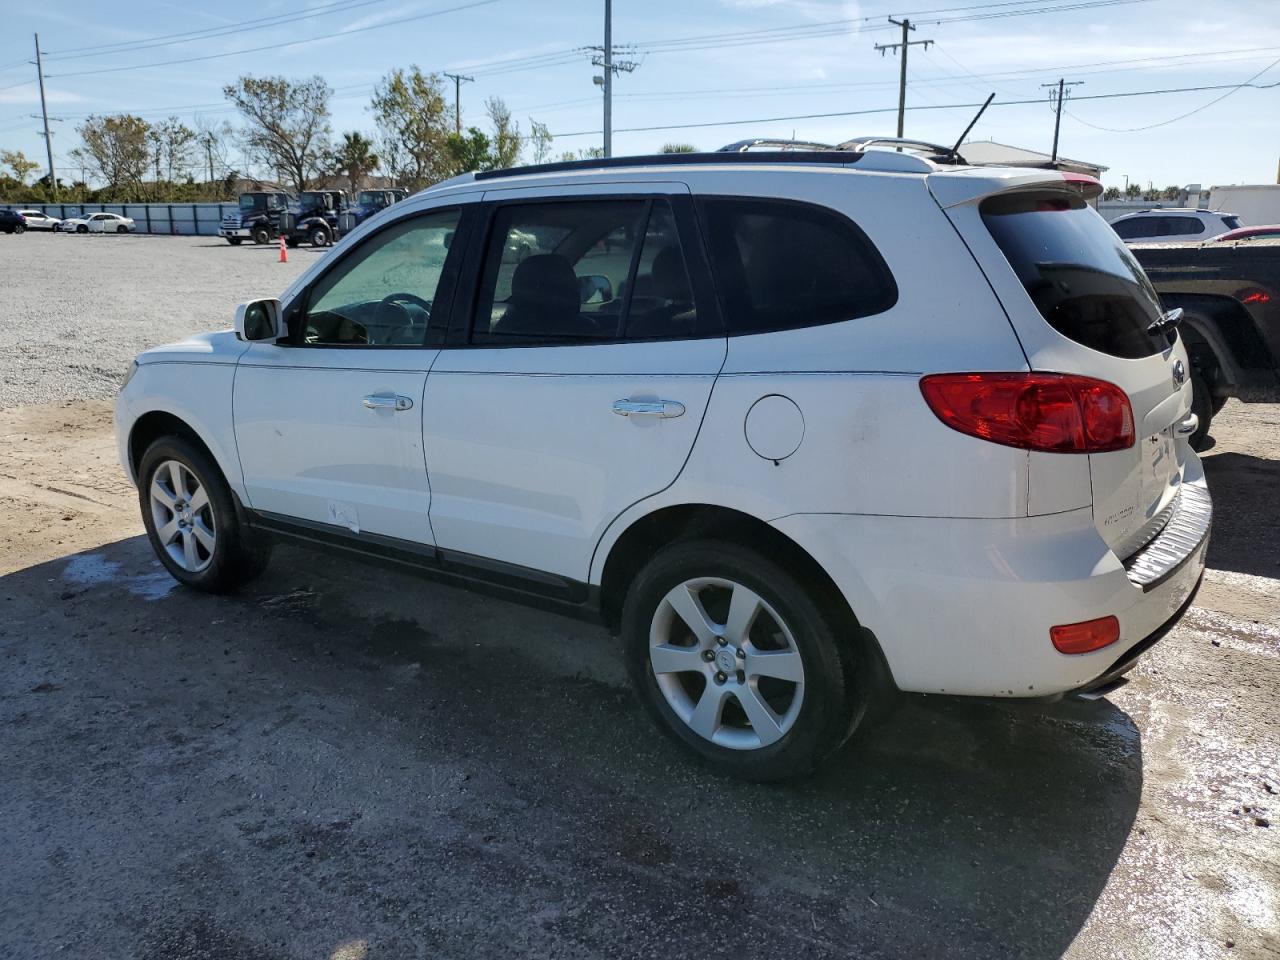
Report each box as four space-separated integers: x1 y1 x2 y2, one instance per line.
613 399 685 418
362 393 413 412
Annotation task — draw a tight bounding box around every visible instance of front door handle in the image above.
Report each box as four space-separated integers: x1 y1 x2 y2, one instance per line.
362 393 413 412
613 399 685 418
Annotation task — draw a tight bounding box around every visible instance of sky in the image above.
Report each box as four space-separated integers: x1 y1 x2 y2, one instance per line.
1 0 1278 191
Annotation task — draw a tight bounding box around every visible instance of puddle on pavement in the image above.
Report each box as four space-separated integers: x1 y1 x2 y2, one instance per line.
61 552 176 601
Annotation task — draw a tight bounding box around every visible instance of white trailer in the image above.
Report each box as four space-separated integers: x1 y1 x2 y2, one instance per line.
1206 184 1280 226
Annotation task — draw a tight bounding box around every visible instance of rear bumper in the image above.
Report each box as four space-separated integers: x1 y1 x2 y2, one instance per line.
771 454 1210 698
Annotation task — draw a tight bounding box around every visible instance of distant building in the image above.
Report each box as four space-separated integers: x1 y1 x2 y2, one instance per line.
960 140 1108 180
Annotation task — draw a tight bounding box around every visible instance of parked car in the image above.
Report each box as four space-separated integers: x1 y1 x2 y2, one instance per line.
0 209 26 234
117 147 1210 780
1110 209 1240 244
1131 235 1280 447
16 209 61 231
60 212 136 234
1212 224 1280 243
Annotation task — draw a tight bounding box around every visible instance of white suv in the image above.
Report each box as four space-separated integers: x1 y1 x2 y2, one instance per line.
116 147 1211 779
1110 208 1240 243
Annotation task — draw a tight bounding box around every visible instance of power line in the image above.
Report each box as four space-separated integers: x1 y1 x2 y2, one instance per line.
43 0 399 61
43 0 505 80
1066 55 1280 132
546 78 1280 138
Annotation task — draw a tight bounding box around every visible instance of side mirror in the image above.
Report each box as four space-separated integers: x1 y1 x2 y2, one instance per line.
579 274 613 304
235 298 282 342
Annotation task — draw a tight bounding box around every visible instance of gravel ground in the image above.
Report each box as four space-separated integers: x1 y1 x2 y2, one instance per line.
0 237 1277 959
0 232 316 409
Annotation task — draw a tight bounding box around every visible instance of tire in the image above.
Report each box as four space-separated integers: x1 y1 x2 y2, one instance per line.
14 223 25 234
137 435 272 593
251 226 271 245
1189 371 1213 450
622 539 864 781
76 224 88 234
227 238 243 246
310 226 331 247
116 225 128 233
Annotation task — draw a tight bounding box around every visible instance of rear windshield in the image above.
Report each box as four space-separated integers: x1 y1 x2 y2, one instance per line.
982 192 1170 359
1221 215 1241 230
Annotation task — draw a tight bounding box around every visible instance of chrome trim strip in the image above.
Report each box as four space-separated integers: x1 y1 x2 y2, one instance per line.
1123 480 1212 591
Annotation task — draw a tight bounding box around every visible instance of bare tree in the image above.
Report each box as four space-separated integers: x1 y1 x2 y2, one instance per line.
486 97 521 169
224 75 332 191
77 114 151 199
528 120 553 165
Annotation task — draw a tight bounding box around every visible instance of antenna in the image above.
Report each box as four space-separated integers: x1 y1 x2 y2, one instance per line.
949 93 995 159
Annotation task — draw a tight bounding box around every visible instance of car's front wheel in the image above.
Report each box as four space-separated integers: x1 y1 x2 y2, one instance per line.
226 237 243 246
13 223 24 234
76 224 88 234
138 436 271 593
310 226 331 247
622 540 864 780
251 226 271 245
116 224 128 233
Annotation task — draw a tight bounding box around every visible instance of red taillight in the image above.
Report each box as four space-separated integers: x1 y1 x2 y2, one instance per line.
1051 616 1120 655
1238 288 1271 305
919 372 1135 453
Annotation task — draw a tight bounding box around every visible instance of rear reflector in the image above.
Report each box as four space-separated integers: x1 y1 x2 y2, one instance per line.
1051 616 1121 655
919 372 1135 453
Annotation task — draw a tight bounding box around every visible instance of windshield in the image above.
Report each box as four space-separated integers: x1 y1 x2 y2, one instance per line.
982 192 1171 359
357 191 382 207
238 195 257 211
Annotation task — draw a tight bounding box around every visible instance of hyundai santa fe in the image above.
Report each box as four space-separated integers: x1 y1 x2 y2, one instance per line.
116 144 1211 780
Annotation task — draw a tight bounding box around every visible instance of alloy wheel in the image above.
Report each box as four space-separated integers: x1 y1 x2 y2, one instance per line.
149 459 216 572
649 577 805 750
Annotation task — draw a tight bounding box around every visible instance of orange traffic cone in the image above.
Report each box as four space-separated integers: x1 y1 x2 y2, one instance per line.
278 234 287 263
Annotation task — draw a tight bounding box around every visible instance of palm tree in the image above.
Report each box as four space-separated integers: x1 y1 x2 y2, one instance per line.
330 132 379 193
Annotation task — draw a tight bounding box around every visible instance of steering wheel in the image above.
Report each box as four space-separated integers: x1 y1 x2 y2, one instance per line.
377 292 432 316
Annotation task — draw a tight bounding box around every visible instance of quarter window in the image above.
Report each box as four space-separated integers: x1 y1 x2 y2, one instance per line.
299 208 461 346
698 197 897 334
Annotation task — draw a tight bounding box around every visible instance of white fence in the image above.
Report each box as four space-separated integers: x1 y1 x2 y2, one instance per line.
3 202 237 236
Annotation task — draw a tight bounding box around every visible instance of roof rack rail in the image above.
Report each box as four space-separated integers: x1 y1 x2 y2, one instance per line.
837 136 968 165
471 150 865 181
716 138 838 153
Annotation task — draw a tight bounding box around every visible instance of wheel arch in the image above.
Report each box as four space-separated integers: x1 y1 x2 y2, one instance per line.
596 502 896 692
1165 293 1266 395
128 410 222 482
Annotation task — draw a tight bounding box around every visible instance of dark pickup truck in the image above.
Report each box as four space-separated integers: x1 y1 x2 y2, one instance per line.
1131 237 1280 447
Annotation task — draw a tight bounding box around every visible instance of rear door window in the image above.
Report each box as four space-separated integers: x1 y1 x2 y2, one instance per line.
698 197 896 334
1221 215 1241 230
1112 217 1153 240
1161 215 1204 236
981 192 1171 359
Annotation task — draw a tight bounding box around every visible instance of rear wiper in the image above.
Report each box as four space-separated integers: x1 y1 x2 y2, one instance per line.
1147 306 1183 336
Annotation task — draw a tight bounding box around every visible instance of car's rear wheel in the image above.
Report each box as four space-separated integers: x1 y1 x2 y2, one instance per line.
138 436 271 593
13 223 24 234
622 540 864 781
251 226 271 245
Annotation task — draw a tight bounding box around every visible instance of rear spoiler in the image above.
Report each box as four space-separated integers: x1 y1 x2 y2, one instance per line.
929 167 1102 209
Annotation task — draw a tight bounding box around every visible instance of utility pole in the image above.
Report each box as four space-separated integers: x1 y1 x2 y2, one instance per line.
1041 78 1083 163
603 0 612 157
443 72 474 136
34 33 57 199
875 18 932 139
205 133 215 183
589 0 637 158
